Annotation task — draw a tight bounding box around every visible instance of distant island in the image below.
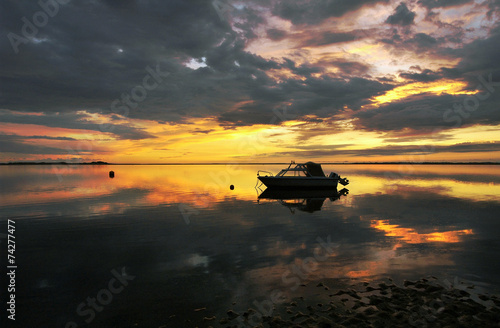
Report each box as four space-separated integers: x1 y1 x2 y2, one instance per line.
1 161 109 165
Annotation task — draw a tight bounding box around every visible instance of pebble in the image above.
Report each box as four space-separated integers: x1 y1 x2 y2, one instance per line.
226 310 239 319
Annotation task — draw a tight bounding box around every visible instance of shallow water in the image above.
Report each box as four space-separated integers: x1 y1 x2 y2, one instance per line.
1 164 500 327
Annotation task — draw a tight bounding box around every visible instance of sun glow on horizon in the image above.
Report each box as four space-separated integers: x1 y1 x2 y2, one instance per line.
2 1 500 163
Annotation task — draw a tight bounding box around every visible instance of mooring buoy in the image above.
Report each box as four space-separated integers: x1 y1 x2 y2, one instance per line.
109 171 115 178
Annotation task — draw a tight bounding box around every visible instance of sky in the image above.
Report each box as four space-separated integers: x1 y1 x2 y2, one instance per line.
1 0 500 163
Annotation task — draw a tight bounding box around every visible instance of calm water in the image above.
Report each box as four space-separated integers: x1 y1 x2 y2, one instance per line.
1 164 500 327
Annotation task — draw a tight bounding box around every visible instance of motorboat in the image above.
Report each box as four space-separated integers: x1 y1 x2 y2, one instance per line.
257 161 349 189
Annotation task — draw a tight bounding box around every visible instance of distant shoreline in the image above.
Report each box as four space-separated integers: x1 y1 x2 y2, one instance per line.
2 161 499 165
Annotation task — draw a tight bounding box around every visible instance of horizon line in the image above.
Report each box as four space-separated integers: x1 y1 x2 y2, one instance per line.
2 161 500 165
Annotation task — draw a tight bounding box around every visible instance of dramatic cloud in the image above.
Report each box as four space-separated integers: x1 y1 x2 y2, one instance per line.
266 28 288 41
267 141 500 159
399 69 442 82
217 76 392 126
272 0 390 25
0 134 80 155
443 24 500 86
417 0 471 9
385 3 416 26
0 110 156 140
354 92 500 133
298 31 361 47
1 0 499 162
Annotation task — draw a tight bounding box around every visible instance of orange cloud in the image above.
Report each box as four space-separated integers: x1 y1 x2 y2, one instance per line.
371 220 473 244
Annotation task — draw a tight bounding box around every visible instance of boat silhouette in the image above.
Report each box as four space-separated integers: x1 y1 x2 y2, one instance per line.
257 161 349 189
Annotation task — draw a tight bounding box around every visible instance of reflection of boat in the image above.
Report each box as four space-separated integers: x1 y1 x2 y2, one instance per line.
257 162 349 189
258 188 349 213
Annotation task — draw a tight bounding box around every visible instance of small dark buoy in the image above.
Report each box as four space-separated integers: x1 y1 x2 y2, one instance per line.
109 171 115 178
230 185 234 190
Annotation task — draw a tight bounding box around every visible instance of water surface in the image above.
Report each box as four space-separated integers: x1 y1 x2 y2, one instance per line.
1 164 500 327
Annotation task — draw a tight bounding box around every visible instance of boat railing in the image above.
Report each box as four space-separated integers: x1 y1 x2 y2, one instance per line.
257 170 274 177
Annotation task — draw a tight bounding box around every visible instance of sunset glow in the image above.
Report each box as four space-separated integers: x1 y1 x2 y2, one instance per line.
1 1 499 163
371 220 474 244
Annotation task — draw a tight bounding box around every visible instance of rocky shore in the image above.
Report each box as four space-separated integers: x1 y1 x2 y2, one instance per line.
211 277 500 328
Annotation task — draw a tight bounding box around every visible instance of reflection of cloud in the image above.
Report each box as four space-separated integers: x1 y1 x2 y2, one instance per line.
0 164 266 218
371 220 474 243
187 254 210 268
342 244 456 278
5 162 500 327
337 217 474 279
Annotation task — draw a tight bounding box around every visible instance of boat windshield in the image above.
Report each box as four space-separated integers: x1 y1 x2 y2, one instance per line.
277 169 309 177
276 162 326 177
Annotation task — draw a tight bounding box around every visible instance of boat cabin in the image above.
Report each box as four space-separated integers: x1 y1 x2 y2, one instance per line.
276 162 327 178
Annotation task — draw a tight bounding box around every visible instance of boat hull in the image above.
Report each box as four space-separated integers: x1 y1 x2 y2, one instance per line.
258 176 338 189
258 188 343 200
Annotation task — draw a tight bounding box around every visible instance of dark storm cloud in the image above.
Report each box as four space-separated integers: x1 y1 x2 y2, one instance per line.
281 58 325 76
0 0 249 114
272 0 390 25
405 33 439 51
0 0 303 129
0 110 155 140
266 28 288 41
217 75 392 126
441 25 500 87
298 31 360 47
418 0 472 9
1 0 499 142
487 0 500 17
0 134 78 155
379 28 446 56
268 141 500 158
283 49 372 76
385 3 416 26
399 69 442 82
379 29 403 45
266 28 287 41
25 135 77 141
357 20 500 134
331 60 371 76
422 9 465 44
353 91 500 133
193 128 216 134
